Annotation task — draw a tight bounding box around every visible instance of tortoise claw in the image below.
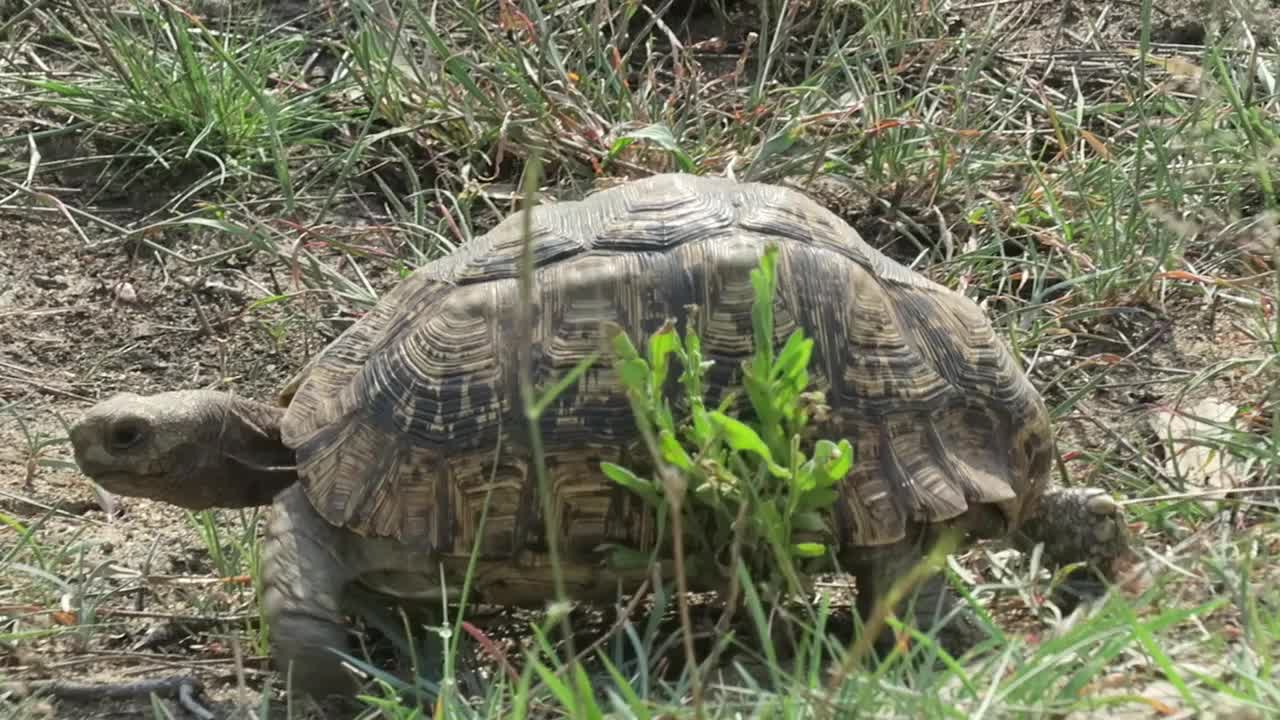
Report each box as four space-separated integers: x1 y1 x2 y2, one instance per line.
1085 492 1120 517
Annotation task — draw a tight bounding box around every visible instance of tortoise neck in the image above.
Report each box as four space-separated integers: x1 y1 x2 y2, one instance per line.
217 396 298 507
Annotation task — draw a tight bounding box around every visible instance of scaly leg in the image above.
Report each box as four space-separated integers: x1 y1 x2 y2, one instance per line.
261 485 359 704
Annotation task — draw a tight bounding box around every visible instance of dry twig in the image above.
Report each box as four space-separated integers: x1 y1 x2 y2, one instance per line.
3 675 214 719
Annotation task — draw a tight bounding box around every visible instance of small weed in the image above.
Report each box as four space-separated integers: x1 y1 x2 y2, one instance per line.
600 244 848 602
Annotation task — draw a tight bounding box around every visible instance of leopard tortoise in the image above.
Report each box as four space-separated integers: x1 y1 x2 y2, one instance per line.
69 173 1133 699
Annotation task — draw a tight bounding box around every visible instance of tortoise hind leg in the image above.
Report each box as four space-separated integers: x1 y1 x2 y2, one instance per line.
845 527 986 661
261 484 359 703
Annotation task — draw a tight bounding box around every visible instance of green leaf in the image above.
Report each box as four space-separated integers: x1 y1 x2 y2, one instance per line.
791 466 816 494
757 502 783 533
648 320 678 377
742 373 786 455
571 663 606 720
749 245 780 369
741 372 777 425
811 438 836 467
610 124 697 172
601 462 660 505
659 429 694 471
792 512 829 533
689 403 714 446
678 322 707 399
750 122 804 171
771 330 813 383
530 659 597 718
25 79 90 98
787 367 811 397
683 321 703 365
806 439 854 490
609 325 641 361
709 412 791 478
791 542 827 558
594 651 653 720
652 400 675 432
740 377 762 413
618 358 650 395
823 439 854 483
795 488 839 512
649 328 680 411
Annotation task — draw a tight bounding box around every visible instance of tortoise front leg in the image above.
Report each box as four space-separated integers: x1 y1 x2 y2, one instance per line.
261 484 359 704
1011 486 1138 608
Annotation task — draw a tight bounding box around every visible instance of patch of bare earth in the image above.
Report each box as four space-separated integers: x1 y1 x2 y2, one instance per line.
954 0 1280 55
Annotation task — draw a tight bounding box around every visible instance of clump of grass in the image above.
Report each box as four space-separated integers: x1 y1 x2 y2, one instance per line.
19 1 351 199
185 508 270 655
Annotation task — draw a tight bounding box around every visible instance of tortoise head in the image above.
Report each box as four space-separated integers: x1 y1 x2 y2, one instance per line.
69 390 298 510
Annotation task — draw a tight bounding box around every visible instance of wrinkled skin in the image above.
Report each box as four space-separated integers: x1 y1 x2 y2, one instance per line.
69 390 297 509
68 389 1140 700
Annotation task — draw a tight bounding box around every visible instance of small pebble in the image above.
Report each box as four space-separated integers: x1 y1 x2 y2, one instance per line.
115 282 138 304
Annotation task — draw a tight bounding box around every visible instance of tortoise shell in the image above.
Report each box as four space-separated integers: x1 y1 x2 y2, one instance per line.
279 173 1053 566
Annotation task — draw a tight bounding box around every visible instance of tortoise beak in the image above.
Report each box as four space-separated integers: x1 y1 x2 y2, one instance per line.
68 415 105 475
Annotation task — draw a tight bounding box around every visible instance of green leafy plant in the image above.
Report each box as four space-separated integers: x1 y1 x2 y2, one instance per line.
600 243 853 600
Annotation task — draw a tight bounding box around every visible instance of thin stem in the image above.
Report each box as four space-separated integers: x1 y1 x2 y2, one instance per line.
663 466 705 717
514 152 581 680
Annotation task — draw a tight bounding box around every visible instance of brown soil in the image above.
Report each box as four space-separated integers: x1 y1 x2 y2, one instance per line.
953 0 1280 55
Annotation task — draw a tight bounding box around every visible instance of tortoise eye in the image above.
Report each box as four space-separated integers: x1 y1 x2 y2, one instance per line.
108 421 146 452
